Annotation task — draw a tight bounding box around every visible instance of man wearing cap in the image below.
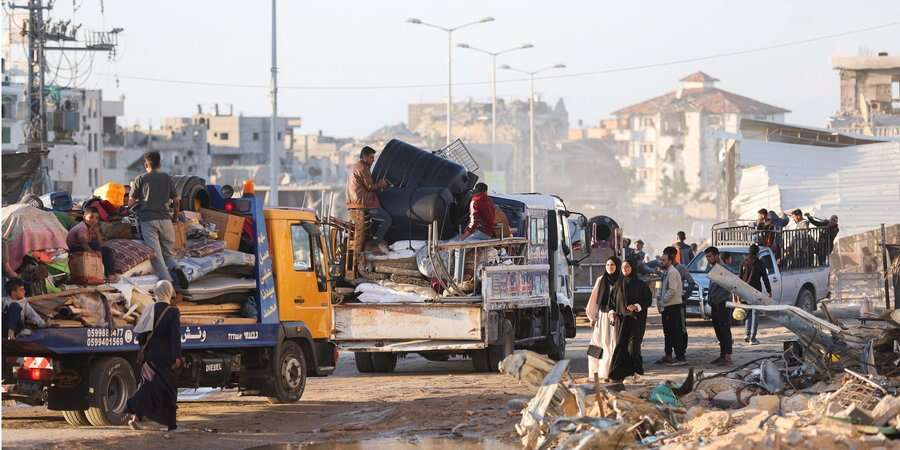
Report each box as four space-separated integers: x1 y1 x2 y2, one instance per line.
704 246 733 366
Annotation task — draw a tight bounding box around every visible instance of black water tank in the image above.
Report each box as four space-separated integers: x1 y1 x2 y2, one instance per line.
371 140 477 241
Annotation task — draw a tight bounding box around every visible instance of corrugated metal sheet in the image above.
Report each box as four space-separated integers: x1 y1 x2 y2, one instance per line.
734 140 900 235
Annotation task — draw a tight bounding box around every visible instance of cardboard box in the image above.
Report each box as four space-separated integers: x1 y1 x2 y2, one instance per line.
70 251 105 285
173 221 187 252
200 208 245 250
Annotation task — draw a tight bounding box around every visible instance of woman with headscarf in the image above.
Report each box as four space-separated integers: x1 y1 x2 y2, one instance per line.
585 256 626 381
125 280 182 431
611 260 653 379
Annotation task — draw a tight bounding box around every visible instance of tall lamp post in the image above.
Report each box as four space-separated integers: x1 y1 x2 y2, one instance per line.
500 63 565 192
406 16 495 145
456 43 533 156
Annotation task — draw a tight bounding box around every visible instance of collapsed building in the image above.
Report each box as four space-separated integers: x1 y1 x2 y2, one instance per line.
830 52 900 138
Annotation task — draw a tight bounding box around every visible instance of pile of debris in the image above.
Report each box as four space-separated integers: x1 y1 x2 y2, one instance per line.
501 351 900 449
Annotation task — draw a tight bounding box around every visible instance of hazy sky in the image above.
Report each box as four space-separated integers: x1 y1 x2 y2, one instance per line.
13 0 900 137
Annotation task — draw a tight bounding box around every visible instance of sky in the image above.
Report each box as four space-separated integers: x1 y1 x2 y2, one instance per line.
8 0 900 138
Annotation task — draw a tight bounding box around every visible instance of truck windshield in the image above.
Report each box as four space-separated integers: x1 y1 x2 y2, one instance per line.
687 251 746 274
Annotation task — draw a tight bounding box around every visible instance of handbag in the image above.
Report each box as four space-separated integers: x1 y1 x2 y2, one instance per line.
587 345 604 359
134 305 173 367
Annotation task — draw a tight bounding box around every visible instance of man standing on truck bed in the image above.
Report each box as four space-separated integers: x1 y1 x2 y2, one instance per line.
347 146 391 254
129 151 183 285
460 182 496 241
656 248 687 366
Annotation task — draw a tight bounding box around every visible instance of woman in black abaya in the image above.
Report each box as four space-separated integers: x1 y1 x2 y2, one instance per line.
125 280 182 431
610 260 654 380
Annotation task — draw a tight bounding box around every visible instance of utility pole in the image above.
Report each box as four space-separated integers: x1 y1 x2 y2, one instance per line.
9 0 121 196
268 0 279 206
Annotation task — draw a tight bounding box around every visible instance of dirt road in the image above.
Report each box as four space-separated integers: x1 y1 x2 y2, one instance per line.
2 314 793 449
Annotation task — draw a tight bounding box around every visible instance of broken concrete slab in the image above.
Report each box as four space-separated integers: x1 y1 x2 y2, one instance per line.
744 395 781 415
711 390 740 409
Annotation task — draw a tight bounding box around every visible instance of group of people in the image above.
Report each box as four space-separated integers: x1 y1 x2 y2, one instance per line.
754 207 839 268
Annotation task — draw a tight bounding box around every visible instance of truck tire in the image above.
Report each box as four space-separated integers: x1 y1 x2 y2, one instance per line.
370 353 398 373
85 357 136 426
796 287 816 313
267 341 307 404
472 319 513 372
546 319 567 361
62 410 91 427
354 352 375 373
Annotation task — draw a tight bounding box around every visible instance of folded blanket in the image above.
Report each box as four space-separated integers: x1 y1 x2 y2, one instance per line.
177 249 256 283
2 204 69 270
103 239 155 275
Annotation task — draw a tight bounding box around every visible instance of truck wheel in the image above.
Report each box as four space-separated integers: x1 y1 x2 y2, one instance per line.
547 319 567 361
796 287 816 313
267 341 307 404
354 352 375 373
370 353 398 373
472 319 513 372
62 410 91 427
85 357 136 426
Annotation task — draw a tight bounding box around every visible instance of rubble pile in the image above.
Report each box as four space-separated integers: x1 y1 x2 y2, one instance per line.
502 351 900 450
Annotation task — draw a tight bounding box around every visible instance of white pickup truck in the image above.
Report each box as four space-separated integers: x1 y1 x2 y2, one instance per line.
685 221 831 318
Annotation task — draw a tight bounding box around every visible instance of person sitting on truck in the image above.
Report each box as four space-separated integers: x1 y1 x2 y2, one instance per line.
2 279 48 339
656 248 687 366
128 151 185 286
347 146 391 255
784 209 809 231
460 182 496 242
740 244 772 345
673 231 695 266
704 247 734 366
126 280 182 432
66 207 114 276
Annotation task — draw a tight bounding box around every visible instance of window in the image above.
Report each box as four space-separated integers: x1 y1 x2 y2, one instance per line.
277 132 282 140
2 126 9 144
253 132 260 141
290 224 313 271
761 254 777 275
219 132 229 140
641 116 655 128
640 143 654 154
1 97 12 119
707 115 722 126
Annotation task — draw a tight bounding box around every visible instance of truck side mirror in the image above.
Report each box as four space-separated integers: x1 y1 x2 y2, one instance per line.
566 213 591 265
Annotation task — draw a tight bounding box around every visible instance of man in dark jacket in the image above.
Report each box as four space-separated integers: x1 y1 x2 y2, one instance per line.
740 244 772 345
704 247 733 366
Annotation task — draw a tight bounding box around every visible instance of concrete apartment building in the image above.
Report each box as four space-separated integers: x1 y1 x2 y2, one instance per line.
193 105 302 167
829 52 900 137
611 71 789 206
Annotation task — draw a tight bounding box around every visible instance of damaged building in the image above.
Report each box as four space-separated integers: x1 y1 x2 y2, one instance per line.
830 52 900 138
611 71 789 208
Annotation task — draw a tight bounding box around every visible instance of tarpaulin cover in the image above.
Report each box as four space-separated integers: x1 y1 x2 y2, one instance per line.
2 204 69 271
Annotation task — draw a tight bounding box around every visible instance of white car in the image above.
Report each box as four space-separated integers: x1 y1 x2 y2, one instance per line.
685 245 830 318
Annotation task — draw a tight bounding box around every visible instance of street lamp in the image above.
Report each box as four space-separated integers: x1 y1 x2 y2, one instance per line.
500 63 565 192
406 16 495 145
457 43 533 158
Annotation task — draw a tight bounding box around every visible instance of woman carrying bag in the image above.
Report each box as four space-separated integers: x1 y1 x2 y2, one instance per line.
125 280 183 431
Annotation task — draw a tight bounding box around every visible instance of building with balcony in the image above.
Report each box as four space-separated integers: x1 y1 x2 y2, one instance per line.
611 71 789 207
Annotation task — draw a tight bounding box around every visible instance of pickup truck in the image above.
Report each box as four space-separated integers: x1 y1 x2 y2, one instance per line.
685 221 831 318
